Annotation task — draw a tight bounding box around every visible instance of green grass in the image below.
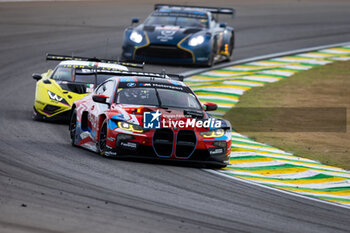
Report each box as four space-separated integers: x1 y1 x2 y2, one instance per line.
223 60 350 170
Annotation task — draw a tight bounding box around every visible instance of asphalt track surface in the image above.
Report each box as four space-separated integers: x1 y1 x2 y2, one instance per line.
0 1 350 232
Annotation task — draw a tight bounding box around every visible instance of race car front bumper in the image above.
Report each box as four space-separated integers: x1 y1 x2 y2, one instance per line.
122 37 211 65
33 106 71 122
105 128 231 167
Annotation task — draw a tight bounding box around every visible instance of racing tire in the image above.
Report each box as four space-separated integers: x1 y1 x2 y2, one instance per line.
206 52 214 67
205 39 217 67
97 120 108 157
205 46 215 67
69 110 77 146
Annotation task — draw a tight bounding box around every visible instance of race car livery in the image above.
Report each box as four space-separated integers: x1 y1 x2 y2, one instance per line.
32 54 143 121
69 71 232 167
122 4 235 66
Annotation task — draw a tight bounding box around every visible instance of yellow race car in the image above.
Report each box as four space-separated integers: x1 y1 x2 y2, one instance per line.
32 54 143 121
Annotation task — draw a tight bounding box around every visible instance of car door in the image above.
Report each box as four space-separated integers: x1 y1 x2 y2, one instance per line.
89 80 116 141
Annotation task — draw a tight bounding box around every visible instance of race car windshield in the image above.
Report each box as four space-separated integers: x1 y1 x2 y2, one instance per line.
116 88 159 106
115 87 202 110
52 67 117 94
52 67 115 85
145 14 208 28
74 74 115 85
157 88 202 110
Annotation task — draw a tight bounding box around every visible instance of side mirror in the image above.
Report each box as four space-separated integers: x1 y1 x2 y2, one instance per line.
219 22 227 28
204 102 218 111
32 73 42 81
131 17 139 25
92 94 109 104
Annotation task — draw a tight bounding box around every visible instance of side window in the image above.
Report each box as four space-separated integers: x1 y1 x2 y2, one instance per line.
95 81 115 98
51 67 73 81
95 83 105 95
104 81 115 98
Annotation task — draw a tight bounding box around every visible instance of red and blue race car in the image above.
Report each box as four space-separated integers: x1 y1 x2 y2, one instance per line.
69 70 231 167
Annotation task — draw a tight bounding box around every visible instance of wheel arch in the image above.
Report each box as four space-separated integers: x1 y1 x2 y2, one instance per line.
221 28 234 54
69 104 77 131
97 114 108 141
71 104 76 114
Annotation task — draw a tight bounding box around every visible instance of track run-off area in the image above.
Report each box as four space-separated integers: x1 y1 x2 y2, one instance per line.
185 44 350 207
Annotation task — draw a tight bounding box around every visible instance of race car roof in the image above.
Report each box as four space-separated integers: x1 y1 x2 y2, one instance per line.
59 60 129 71
117 76 185 84
114 76 190 92
154 4 234 16
75 70 184 81
153 10 209 19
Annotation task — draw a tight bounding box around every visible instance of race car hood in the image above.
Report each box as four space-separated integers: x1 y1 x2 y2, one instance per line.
142 25 203 45
37 79 89 108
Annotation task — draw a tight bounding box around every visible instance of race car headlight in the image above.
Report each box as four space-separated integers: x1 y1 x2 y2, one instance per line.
118 121 144 133
188 35 205 46
48 90 63 102
130 31 143 44
200 128 225 138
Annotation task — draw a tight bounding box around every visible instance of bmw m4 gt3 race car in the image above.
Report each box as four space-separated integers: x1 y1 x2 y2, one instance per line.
122 4 235 66
32 54 143 121
69 71 232 167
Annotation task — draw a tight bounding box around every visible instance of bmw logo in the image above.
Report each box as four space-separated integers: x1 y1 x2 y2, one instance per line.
127 82 136 87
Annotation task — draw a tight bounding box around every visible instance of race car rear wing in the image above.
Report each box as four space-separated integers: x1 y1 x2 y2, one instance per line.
75 69 185 81
154 4 235 17
46 53 145 69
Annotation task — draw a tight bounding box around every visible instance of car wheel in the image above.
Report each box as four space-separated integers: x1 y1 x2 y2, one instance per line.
205 42 216 67
98 120 108 156
69 110 77 146
206 52 214 67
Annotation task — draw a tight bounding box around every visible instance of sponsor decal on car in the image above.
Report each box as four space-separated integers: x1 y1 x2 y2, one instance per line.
127 82 136 87
157 29 177 42
151 83 183 90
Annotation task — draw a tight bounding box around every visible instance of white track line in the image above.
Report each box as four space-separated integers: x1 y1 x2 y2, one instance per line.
181 41 350 77
205 169 350 209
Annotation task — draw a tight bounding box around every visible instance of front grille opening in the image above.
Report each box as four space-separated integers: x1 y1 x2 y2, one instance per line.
43 105 60 114
136 45 192 59
176 130 196 158
153 129 173 157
